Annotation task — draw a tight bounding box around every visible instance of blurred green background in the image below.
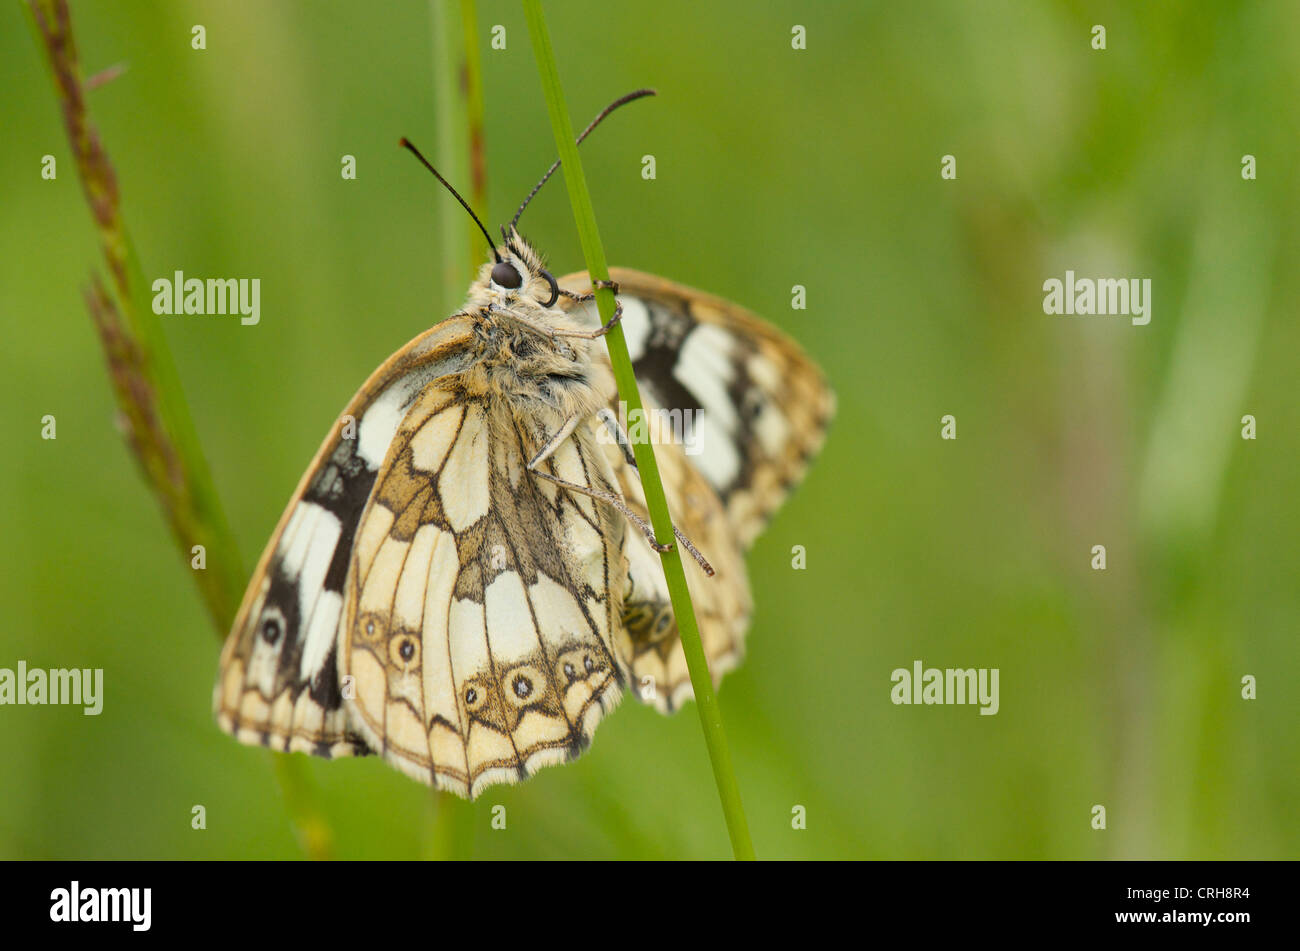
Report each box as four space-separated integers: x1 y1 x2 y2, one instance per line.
2 0 1296 860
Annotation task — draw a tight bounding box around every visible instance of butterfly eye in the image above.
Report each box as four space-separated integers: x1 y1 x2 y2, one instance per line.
491 261 523 289
539 269 560 307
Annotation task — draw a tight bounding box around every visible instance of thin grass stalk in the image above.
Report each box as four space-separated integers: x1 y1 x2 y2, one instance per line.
24 0 334 860
521 0 755 860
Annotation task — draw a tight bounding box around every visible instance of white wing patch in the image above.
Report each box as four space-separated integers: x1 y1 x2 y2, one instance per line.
299 590 342 680
619 296 652 361
692 412 743 488
440 402 490 531
357 380 412 467
675 324 738 425
279 502 321 577
484 572 539 658
296 506 342 626
356 356 468 467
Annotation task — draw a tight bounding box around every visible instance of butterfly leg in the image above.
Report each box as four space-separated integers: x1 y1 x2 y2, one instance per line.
558 278 619 304
555 299 622 340
528 411 583 466
525 416 666 552
596 407 637 467
530 467 675 553
590 409 717 576
527 413 716 577
494 285 621 344
556 281 623 339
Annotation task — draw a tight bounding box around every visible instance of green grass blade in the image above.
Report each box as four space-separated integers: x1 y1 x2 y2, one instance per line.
521 0 755 861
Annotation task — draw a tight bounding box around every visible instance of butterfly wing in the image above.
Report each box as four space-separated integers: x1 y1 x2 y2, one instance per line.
214 317 477 757
559 269 831 712
560 268 835 548
597 410 752 713
341 385 631 798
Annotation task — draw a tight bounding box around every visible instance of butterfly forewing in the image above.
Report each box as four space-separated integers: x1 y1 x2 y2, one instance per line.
213 318 477 758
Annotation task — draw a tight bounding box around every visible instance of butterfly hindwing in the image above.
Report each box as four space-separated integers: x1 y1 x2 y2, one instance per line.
342 383 631 797
213 318 477 758
561 268 835 548
593 405 752 713
559 269 831 712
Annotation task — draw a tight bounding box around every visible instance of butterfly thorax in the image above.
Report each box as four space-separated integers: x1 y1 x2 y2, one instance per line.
460 310 613 425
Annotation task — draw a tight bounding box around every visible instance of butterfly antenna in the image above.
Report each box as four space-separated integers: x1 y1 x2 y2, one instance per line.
510 88 656 230
399 137 501 263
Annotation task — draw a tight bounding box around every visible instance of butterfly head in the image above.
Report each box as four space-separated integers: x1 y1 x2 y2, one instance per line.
473 225 562 312
400 90 656 329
